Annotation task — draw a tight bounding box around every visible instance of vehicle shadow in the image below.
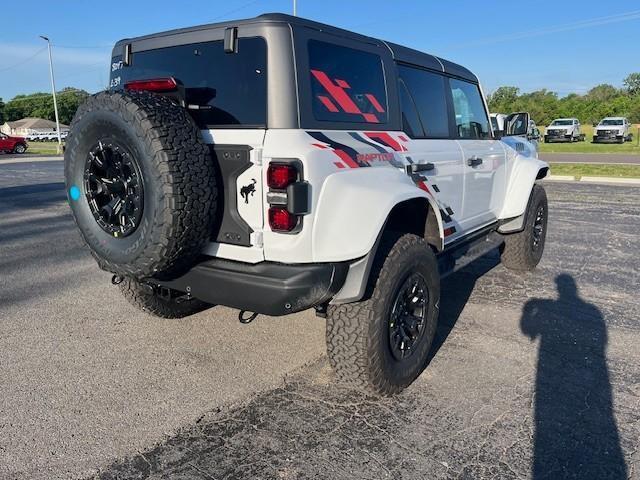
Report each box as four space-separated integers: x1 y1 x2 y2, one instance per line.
429 248 500 360
522 274 627 479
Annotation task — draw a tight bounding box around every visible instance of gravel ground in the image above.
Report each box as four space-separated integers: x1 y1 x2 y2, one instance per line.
0 161 638 479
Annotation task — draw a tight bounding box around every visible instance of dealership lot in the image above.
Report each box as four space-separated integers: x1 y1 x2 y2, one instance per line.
0 160 638 479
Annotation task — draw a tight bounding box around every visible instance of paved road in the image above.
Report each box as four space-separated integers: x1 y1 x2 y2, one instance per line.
0 162 638 479
540 152 640 164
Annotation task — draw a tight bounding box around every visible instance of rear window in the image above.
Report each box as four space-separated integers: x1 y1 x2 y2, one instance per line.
125 37 267 128
308 40 388 124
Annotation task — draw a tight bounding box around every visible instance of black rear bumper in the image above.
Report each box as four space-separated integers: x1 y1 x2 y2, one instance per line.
158 258 348 316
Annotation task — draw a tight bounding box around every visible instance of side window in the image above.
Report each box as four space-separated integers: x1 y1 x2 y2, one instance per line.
308 40 388 124
449 78 491 139
398 65 449 138
398 79 425 138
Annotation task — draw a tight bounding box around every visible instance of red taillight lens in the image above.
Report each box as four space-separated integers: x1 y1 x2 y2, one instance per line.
267 164 297 189
269 207 297 232
125 77 178 92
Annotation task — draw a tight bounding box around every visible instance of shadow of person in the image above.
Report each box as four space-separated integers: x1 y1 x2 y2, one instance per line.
522 274 627 479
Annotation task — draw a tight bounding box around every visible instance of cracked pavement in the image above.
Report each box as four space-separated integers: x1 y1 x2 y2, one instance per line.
1 160 638 479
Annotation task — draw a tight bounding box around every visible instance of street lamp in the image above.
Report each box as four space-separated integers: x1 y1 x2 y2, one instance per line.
39 35 63 154
293 0 297 16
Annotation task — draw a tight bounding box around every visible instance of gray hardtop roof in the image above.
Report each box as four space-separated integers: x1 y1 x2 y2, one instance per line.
115 13 478 83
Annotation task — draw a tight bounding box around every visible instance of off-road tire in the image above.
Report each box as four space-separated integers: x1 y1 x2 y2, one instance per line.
326 233 440 396
65 91 217 280
500 184 548 271
119 278 210 319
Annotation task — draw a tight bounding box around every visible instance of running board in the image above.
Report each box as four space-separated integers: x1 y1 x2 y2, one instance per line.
437 228 504 278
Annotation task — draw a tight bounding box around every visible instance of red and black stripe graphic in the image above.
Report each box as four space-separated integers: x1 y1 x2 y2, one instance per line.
311 70 383 124
364 132 406 152
307 131 370 168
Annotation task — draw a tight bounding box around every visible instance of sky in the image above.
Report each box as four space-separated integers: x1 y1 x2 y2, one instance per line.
1 0 639 101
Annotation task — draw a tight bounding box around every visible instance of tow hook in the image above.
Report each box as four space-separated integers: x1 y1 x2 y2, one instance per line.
239 310 259 324
111 274 124 285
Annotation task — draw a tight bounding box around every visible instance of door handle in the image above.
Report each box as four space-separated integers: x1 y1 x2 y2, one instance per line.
467 156 483 167
406 162 435 174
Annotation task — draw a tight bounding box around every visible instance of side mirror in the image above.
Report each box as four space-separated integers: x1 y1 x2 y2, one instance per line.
505 112 530 136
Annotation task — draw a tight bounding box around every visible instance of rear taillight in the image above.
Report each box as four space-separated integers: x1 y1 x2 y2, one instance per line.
265 161 309 233
125 77 177 92
267 164 297 189
268 207 297 232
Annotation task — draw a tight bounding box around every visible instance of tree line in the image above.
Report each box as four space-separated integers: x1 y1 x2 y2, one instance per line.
0 88 90 126
488 73 640 126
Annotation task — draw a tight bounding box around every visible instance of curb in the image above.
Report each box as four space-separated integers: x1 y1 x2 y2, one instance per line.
545 175 640 185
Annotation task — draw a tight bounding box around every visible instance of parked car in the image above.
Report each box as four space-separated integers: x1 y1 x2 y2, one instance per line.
593 117 633 144
65 13 549 395
0 132 28 154
544 118 585 143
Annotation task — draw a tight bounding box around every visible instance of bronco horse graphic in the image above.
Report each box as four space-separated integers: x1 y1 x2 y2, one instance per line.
240 179 257 204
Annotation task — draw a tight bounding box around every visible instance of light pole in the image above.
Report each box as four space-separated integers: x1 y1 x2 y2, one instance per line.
39 35 63 154
293 0 297 16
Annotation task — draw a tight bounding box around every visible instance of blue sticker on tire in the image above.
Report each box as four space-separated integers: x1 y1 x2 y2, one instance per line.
69 185 81 201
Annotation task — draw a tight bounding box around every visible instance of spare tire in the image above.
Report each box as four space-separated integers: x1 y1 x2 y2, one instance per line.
64 91 217 280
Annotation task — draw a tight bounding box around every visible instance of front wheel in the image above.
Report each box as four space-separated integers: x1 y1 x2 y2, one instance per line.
326 233 440 396
500 184 548 271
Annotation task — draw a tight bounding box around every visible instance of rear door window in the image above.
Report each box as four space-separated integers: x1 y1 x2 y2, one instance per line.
398 79 425 138
308 40 388 124
398 65 450 138
449 78 491 139
127 37 267 128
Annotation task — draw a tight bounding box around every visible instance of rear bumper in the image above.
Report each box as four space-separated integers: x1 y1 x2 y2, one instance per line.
158 258 349 316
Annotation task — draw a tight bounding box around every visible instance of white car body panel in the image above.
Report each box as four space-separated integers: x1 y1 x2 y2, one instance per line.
196 127 546 265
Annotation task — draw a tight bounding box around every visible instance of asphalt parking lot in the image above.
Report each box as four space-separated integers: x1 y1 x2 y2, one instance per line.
0 159 638 479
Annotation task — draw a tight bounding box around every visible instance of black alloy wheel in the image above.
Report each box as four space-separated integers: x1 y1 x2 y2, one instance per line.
83 140 144 238
532 204 546 251
388 273 429 361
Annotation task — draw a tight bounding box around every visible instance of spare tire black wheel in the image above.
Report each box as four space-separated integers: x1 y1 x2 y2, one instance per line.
64 91 217 280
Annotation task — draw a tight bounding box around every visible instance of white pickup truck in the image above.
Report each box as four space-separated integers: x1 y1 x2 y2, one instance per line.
593 117 633 143
544 118 585 143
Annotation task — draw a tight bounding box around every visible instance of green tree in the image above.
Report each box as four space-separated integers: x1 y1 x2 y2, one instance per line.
0 97 5 124
487 86 520 113
4 88 89 124
623 73 640 96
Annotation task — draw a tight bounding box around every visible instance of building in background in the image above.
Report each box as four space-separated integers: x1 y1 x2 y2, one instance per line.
0 117 69 136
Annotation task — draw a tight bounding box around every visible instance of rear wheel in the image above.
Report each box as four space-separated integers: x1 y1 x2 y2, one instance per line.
326 233 440 395
13 143 26 154
119 278 211 319
500 184 548 271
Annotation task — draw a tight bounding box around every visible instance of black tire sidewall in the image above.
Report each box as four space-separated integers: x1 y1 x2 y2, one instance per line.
524 185 548 265
370 239 440 389
66 109 161 266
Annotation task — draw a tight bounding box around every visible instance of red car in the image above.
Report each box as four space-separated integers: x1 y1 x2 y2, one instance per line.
0 133 28 154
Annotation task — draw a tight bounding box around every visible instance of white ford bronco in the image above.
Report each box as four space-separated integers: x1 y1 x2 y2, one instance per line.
65 14 549 395
593 117 633 143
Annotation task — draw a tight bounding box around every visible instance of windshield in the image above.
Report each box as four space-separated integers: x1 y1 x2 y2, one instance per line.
600 119 623 126
551 120 574 126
